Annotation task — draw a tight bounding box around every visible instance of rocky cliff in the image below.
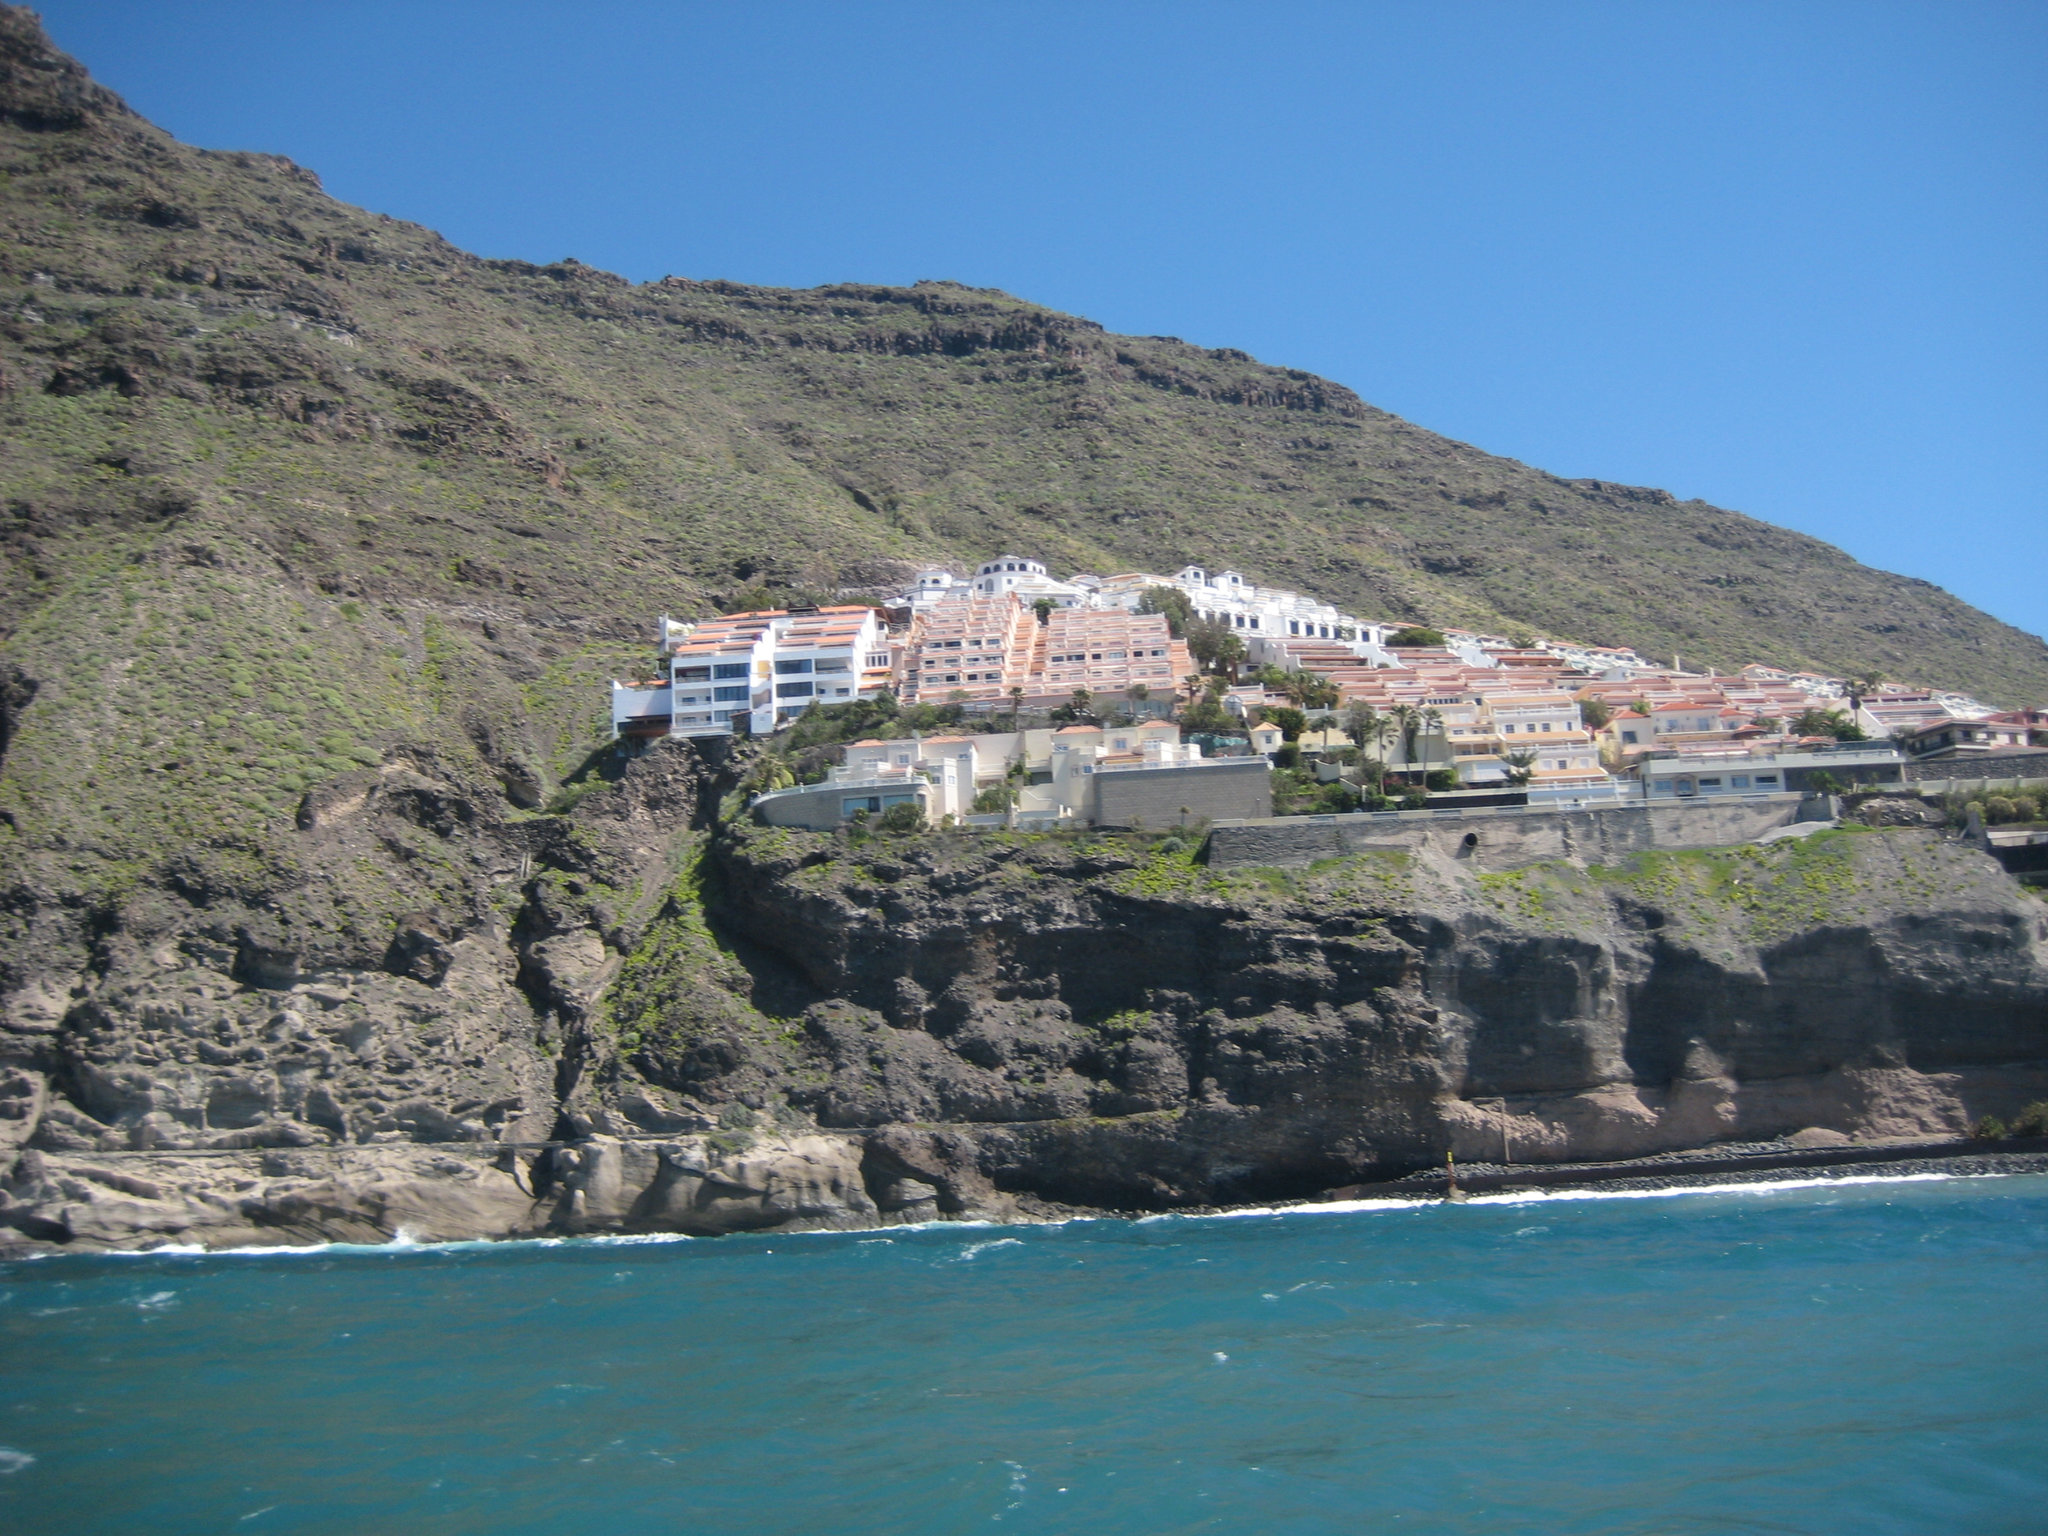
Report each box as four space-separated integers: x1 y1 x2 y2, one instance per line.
5 736 2045 1252
4 10 2048 1253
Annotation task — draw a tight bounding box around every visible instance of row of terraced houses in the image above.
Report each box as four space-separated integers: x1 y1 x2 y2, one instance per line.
611 553 2045 825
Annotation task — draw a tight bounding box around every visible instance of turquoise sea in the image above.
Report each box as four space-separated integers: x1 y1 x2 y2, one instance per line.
2 1172 2045 1535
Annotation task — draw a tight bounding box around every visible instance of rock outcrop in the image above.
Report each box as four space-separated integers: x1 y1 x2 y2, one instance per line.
5 735 2046 1255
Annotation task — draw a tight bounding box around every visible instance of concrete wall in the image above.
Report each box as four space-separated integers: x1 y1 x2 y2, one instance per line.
754 781 928 830
1091 759 1272 830
1206 794 1807 872
1906 753 2048 785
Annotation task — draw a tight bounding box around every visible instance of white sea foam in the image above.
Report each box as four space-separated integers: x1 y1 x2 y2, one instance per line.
0 1446 34 1475
953 1237 1025 1262
1140 1168 1997 1226
14 1168 2031 1265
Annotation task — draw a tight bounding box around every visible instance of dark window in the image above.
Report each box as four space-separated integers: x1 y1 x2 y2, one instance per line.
776 681 815 699
712 662 749 680
775 658 813 675
713 685 750 702
675 665 712 682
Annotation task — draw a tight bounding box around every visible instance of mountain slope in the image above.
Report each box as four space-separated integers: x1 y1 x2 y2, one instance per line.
4 9 2045 706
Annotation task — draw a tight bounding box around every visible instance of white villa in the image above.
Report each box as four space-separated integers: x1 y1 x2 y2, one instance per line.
610 604 894 741
749 719 1228 828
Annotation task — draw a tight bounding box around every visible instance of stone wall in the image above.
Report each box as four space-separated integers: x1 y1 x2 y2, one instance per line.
1206 794 1807 872
1091 759 1272 830
1905 753 2048 786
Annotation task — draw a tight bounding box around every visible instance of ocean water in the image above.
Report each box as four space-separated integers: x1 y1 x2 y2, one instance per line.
2 1174 2044 1535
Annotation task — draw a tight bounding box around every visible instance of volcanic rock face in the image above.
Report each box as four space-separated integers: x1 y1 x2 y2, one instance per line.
656 816 2048 1211
4 736 2046 1251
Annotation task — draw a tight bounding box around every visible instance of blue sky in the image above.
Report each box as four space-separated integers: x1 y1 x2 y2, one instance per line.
34 0 2048 644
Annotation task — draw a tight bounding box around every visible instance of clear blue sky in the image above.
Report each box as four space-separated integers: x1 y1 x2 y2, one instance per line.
34 0 2048 643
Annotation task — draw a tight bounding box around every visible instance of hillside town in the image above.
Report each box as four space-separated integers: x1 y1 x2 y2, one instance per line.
609 555 2048 830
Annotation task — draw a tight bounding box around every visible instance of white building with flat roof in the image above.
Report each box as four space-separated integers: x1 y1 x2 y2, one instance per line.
611 604 893 741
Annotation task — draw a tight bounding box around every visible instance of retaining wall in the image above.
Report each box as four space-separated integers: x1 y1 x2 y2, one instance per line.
1091 758 1272 830
1205 794 1807 872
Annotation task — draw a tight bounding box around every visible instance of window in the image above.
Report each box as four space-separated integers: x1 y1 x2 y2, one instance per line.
712 685 750 702
675 665 712 682
815 658 850 672
775 658 813 675
712 662 749 680
1756 773 1780 785
1732 775 1750 788
1698 777 1722 787
1621 730 1638 744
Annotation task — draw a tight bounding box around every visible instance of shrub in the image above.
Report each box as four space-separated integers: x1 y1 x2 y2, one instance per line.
876 800 926 834
1971 1115 2008 1140
1386 626 1446 648
2010 1100 2048 1137
1983 795 2017 823
1424 770 1459 791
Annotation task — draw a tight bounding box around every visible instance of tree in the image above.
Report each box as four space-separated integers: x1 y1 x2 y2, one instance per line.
1032 597 1056 624
1185 616 1246 675
743 752 795 794
1389 704 1424 769
1846 671 1886 712
1503 749 1537 787
1629 700 1652 716
1386 625 1447 648
1125 682 1150 716
1052 687 1097 724
1342 701 1384 757
1265 705 1307 741
1579 698 1613 730
1792 707 1865 742
1008 685 1025 730
1136 586 1194 637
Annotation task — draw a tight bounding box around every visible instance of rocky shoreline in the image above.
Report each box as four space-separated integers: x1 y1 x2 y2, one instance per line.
5 1130 2044 1259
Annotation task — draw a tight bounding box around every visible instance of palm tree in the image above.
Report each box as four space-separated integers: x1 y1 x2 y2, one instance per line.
744 752 795 794
1847 671 1886 714
1125 682 1150 718
1503 749 1538 787
1388 704 1423 771
1008 685 1025 731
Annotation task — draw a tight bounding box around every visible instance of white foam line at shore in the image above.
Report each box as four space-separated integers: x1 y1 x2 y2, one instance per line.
1177 1169 1990 1223
11 1169 2036 1263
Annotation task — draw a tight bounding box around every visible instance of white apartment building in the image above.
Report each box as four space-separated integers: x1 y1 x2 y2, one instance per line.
966 555 1092 608
753 719 1202 828
611 604 893 741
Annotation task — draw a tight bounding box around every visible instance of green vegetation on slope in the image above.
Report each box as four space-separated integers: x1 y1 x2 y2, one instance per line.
1 7 2044 932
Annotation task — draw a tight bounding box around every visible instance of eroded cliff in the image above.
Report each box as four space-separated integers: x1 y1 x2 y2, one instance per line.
10 737 2041 1253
